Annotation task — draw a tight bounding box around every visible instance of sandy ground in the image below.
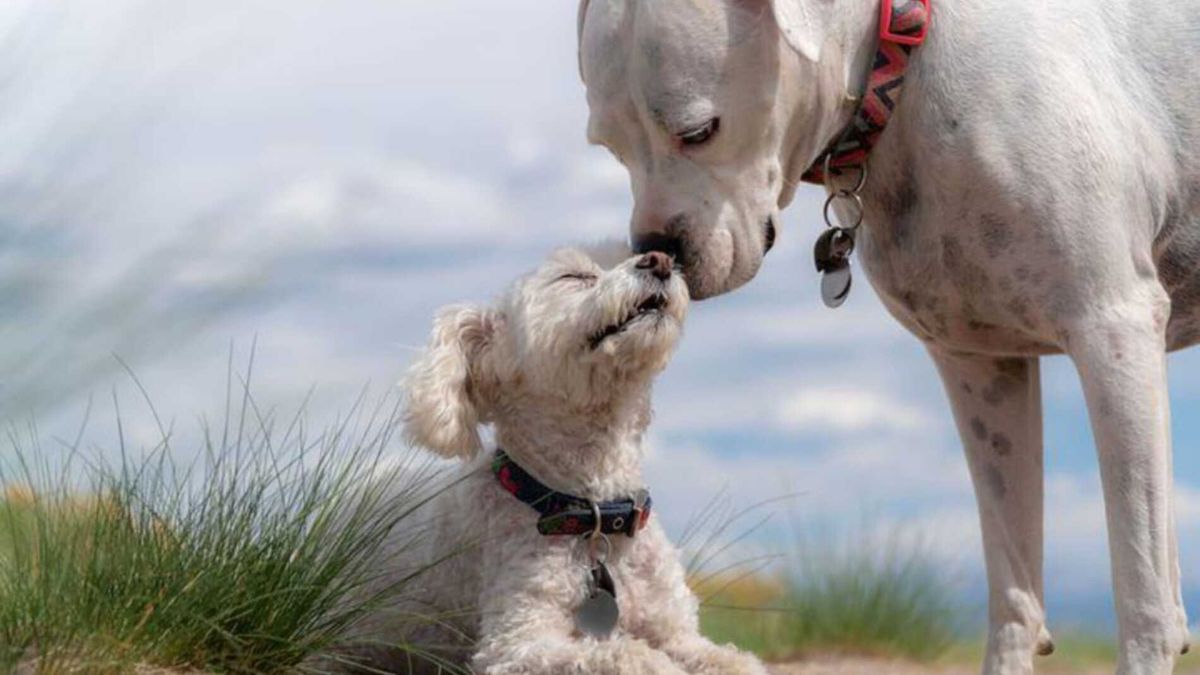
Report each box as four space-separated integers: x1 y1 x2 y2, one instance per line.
768 657 1092 674
18 654 1200 674
770 655 1200 674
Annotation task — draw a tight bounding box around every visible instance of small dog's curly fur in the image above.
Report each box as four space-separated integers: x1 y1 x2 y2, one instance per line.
340 242 768 674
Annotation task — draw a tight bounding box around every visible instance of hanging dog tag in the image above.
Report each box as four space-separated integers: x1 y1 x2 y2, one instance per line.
820 264 853 308
814 228 855 308
575 562 619 639
813 227 854 273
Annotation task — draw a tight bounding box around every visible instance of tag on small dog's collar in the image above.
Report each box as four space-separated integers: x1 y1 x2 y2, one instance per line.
576 562 619 639
576 588 619 638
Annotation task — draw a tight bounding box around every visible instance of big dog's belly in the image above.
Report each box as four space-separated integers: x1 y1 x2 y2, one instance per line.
856 206 1200 357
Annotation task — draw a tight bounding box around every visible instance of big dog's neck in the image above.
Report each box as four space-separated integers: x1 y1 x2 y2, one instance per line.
491 386 653 502
780 0 889 192
837 1 888 102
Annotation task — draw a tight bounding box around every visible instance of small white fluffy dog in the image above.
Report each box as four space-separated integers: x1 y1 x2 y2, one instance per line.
347 242 767 675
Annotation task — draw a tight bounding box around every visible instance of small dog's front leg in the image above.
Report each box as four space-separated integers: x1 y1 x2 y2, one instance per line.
658 636 770 675
472 632 688 675
472 550 689 675
616 522 769 675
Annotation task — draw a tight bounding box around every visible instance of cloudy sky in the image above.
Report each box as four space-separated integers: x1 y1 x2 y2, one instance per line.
2 0 1199 632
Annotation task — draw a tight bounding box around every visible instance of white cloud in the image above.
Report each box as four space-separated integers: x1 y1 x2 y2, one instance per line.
644 435 971 539
257 159 512 247
775 386 932 434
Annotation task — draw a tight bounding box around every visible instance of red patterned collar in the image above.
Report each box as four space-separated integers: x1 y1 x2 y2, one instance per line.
802 0 931 184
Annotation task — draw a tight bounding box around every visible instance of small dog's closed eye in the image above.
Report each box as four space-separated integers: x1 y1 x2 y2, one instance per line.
326 242 768 675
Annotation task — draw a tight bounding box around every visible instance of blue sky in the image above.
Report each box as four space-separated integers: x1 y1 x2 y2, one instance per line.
2 0 1199 633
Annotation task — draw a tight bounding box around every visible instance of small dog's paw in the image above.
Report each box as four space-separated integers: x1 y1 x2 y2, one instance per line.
706 650 770 675
602 639 691 675
668 642 769 675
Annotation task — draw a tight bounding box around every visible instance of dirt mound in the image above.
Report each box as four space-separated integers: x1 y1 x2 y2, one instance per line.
769 655 1125 675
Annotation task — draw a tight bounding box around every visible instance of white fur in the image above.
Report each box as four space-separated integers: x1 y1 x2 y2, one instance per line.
580 1 1200 672
346 243 767 675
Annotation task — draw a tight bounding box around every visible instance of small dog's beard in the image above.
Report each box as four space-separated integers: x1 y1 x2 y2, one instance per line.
540 333 675 407
595 318 680 373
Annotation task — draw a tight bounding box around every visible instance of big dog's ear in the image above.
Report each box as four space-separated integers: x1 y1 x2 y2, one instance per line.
402 304 500 460
771 0 823 62
577 0 592 80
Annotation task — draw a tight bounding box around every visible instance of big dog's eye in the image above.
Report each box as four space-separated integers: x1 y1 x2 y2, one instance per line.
679 118 720 146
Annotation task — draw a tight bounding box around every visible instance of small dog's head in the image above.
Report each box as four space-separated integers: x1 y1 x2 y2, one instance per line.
403 242 689 459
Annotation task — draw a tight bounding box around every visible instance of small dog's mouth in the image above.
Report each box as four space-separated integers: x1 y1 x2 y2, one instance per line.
588 293 669 349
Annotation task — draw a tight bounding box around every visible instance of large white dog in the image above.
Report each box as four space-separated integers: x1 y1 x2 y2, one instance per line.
578 0 1200 673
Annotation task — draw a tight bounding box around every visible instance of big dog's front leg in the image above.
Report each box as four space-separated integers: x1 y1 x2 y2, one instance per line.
929 349 1052 675
1065 293 1189 674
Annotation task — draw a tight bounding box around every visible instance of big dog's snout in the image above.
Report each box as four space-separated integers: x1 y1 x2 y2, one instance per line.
632 231 682 261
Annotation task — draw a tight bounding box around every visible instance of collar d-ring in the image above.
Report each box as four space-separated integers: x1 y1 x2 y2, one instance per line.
823 154 869 193
588 531 611 565
588 500 602 538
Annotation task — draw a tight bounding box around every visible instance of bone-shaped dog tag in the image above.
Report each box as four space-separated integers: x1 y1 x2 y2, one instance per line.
813 228 855 308
575 562 618 639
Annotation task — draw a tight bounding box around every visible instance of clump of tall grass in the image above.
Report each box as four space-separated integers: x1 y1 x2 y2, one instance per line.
686 495 963 662
0 376 462 674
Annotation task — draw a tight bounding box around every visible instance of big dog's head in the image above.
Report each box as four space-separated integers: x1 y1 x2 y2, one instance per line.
578 0 849 298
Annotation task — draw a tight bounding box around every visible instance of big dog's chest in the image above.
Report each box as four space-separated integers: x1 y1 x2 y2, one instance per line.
848 171 1073 358
856 227 1064 356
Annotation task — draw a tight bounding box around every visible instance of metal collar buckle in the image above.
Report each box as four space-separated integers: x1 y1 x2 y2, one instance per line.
626 489 650 538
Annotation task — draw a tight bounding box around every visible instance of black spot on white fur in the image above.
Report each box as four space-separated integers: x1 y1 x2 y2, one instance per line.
983 464 1007 499
979 213 1013 258
991 432 1013 456
970 417 988 441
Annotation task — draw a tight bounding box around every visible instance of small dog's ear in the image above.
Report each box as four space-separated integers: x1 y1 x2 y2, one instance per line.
403 304 499 460
770 0 823 62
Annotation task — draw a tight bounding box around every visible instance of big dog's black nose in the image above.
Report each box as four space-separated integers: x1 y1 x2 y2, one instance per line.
632 232 681 260
636 251 673 280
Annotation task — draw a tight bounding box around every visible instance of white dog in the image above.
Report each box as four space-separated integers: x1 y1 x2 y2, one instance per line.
578 1 1200 673
342 243 767 675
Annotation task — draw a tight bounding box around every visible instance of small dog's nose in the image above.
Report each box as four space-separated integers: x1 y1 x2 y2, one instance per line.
632 232 681 260
636 251 673 280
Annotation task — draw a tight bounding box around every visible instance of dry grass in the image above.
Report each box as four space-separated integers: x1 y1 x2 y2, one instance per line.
0 386 466 675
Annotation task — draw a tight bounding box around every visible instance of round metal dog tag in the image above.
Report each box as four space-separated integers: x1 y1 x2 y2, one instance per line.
575 589 619 639
821 265 853 308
